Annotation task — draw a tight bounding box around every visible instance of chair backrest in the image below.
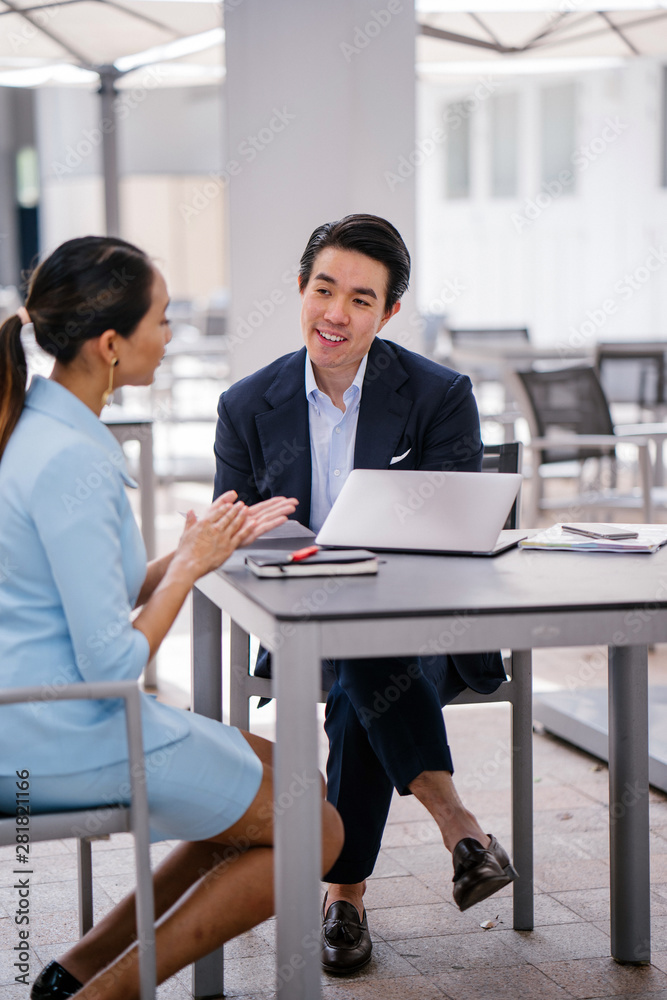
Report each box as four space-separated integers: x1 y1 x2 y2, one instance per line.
595 342 667 410
511 366 614 465
481 442 522 529
449 327 529 346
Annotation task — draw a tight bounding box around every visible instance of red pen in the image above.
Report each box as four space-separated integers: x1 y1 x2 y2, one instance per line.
288 544 320 563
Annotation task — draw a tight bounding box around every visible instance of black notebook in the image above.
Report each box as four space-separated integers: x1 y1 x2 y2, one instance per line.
245 548 379 578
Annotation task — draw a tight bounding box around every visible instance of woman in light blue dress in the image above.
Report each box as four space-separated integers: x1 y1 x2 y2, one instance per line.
0 236 343 1000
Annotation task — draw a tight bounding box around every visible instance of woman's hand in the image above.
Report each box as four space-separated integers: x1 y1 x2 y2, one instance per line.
133 494 299 659
173 498 257 584
171 492 300 586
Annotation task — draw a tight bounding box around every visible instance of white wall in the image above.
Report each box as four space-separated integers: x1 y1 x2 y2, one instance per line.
417 58 667 350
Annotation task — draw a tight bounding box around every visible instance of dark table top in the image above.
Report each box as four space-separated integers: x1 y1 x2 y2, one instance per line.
217 531 667 622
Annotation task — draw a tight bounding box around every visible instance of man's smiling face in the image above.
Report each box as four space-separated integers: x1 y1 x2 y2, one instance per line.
300 247 400 383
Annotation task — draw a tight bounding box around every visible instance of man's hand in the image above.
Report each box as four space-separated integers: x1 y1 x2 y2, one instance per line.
241 495 299 545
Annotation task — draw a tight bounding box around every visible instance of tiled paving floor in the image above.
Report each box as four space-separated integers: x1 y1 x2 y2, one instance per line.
4 475 667 999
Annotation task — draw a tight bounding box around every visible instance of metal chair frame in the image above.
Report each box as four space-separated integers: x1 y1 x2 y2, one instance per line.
508 366 664 526
0 681 156 1000
594 342 667 418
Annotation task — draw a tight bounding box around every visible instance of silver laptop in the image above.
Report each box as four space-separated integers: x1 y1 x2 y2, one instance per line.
315 469 523 556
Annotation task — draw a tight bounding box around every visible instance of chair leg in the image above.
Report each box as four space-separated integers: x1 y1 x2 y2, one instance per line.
510 650 534 931
77 839 94 937
527 448 541 527
229 620 251 730
638 442 653 522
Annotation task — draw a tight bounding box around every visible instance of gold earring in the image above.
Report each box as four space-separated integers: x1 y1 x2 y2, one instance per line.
101 357 118 407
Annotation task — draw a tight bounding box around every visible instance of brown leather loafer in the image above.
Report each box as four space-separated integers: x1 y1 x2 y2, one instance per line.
452 833 518 912
31 960 83 999
321 897 372 974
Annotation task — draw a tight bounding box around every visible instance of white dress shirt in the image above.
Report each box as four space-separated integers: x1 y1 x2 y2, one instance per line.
305 353 368 533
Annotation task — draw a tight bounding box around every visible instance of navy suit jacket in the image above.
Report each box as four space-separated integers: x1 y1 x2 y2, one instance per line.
213 336 505 694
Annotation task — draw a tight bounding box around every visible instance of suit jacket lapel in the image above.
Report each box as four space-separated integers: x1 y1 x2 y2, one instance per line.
255 347 312 525
354 338 413 469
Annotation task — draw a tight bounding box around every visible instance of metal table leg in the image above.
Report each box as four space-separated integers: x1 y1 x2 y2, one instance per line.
608 644 650 964
191 589 225 999
229 619 251 730
511 649 533 930
138 423 156 562
273 624 323 999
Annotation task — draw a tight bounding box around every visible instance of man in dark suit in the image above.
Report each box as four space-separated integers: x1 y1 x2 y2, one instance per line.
214 214 516 974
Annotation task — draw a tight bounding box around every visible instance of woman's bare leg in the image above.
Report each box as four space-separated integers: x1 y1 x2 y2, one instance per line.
58 732 275 982
73 796 342 999
54 733 342 996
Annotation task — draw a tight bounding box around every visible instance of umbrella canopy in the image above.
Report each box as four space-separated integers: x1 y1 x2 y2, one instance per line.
417 3 667 64
0 0 222 72
0 0 223 234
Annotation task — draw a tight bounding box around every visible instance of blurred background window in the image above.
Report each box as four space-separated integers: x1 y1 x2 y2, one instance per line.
445 101 471 199
490 91 519 198
541 81 577 193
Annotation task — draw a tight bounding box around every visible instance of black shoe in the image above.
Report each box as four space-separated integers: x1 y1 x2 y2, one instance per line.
452 833 518 912
321 896 372 974
31 960 83 999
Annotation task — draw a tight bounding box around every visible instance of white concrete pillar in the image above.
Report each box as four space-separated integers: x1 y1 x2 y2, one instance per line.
224 0 417 380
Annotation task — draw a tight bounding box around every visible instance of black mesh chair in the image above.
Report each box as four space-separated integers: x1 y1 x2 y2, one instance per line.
595 342 667 420
443 330 531 442
481 441 522 528
508 366 659 525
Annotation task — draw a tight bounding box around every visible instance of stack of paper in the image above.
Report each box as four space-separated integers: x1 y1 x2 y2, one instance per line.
519 523 667 554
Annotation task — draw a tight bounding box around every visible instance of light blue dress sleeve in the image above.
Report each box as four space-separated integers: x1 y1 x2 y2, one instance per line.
29 440 150 682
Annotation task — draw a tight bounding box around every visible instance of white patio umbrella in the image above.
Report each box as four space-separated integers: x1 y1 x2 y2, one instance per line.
0 0 224 234
416 2 667 66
